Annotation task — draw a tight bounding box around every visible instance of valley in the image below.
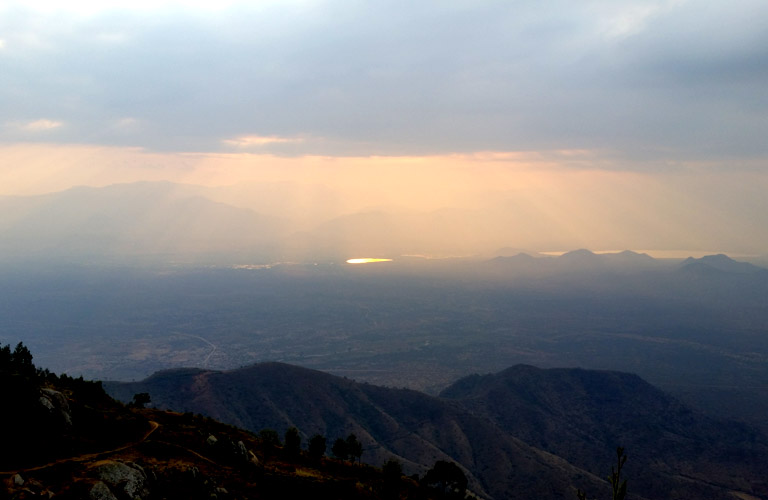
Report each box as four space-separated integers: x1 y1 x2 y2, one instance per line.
2 252 767 434
4 338 768 500
6 2 768 497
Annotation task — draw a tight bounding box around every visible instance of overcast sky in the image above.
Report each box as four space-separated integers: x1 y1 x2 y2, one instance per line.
2 1 767 254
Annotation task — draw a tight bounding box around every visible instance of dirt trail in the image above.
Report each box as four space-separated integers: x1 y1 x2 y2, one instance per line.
0 421 160 475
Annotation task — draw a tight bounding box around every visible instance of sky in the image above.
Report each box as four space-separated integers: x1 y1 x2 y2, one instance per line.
1 0 768 255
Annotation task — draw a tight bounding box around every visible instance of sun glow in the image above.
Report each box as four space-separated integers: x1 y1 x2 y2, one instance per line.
346 258 393 264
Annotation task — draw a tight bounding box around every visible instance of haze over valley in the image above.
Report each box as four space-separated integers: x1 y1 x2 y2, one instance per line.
1 181 767 435
2 213 767 436
2 1 768 498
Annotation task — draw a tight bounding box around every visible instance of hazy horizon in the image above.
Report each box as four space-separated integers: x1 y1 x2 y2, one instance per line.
2 1 768 256
2 179 767 261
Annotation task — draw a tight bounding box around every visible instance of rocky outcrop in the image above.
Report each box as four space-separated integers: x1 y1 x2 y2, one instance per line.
5 474 50 499
89 481 118 500
93 460 148 499
39 388 73 428
205 434 253 466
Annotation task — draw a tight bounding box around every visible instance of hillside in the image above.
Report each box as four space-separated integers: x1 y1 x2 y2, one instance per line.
2 407 449 500
105 363 602 499
441 365 768 499
105 362 768 500
0 344 459 500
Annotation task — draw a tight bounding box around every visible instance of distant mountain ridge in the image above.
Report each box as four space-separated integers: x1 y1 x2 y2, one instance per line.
0 182 285 261
105 362 768 500
3 181 765 266
680 253 767 274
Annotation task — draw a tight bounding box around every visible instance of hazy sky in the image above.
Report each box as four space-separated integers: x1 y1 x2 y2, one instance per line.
2 1 767 254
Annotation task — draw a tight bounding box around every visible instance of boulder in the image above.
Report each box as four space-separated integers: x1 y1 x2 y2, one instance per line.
39 388 73 427
95 460 148 499
236 441 249 461
89 481 119 500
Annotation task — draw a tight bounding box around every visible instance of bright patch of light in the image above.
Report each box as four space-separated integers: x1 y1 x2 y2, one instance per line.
346 258 393 264
222 135 304 148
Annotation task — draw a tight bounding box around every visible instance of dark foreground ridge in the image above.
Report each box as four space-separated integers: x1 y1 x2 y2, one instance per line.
3 341 767 499
105 361 768 500
0 343 471 500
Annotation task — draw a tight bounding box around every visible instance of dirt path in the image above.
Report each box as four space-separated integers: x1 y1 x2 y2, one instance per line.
175 333 217 366
0 421 160 476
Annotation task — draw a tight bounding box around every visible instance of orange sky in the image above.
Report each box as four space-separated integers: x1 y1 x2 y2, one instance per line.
2 143 767 255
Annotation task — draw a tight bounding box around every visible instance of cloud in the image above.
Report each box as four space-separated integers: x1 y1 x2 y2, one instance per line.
1 0 245 14
1 1 767 166
112 117 139 129
19 119 63 132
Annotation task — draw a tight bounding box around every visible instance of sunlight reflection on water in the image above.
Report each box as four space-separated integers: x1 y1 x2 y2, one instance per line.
346 258 393 264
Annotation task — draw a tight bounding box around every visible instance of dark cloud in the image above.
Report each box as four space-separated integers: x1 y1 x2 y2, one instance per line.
2 1 767 163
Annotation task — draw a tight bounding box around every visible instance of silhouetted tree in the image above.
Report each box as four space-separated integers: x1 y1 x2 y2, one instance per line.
423 460 467 498
346 433 363 464
0 342 37 379
308 434 327 460
0 342 43 467
130 392 151 409
382 459 403 498
259 428 281 456
332 437 349 460
383 458 403 478
0 343 11 368
284 427 301 458
577 447 627 500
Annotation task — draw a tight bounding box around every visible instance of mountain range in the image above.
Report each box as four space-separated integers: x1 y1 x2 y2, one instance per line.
0 182 284 261
4 181 768 264
105 362 768 500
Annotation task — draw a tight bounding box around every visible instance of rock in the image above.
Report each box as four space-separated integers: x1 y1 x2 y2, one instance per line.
89 481 119 500
208 435 251 465
12 474 24 486
131 462 146 476
146 467 158 481
237 440 248 458
95 460 148 499
26 478 44 493
39 388 73 427
39 396 55 411
187 465 200 479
